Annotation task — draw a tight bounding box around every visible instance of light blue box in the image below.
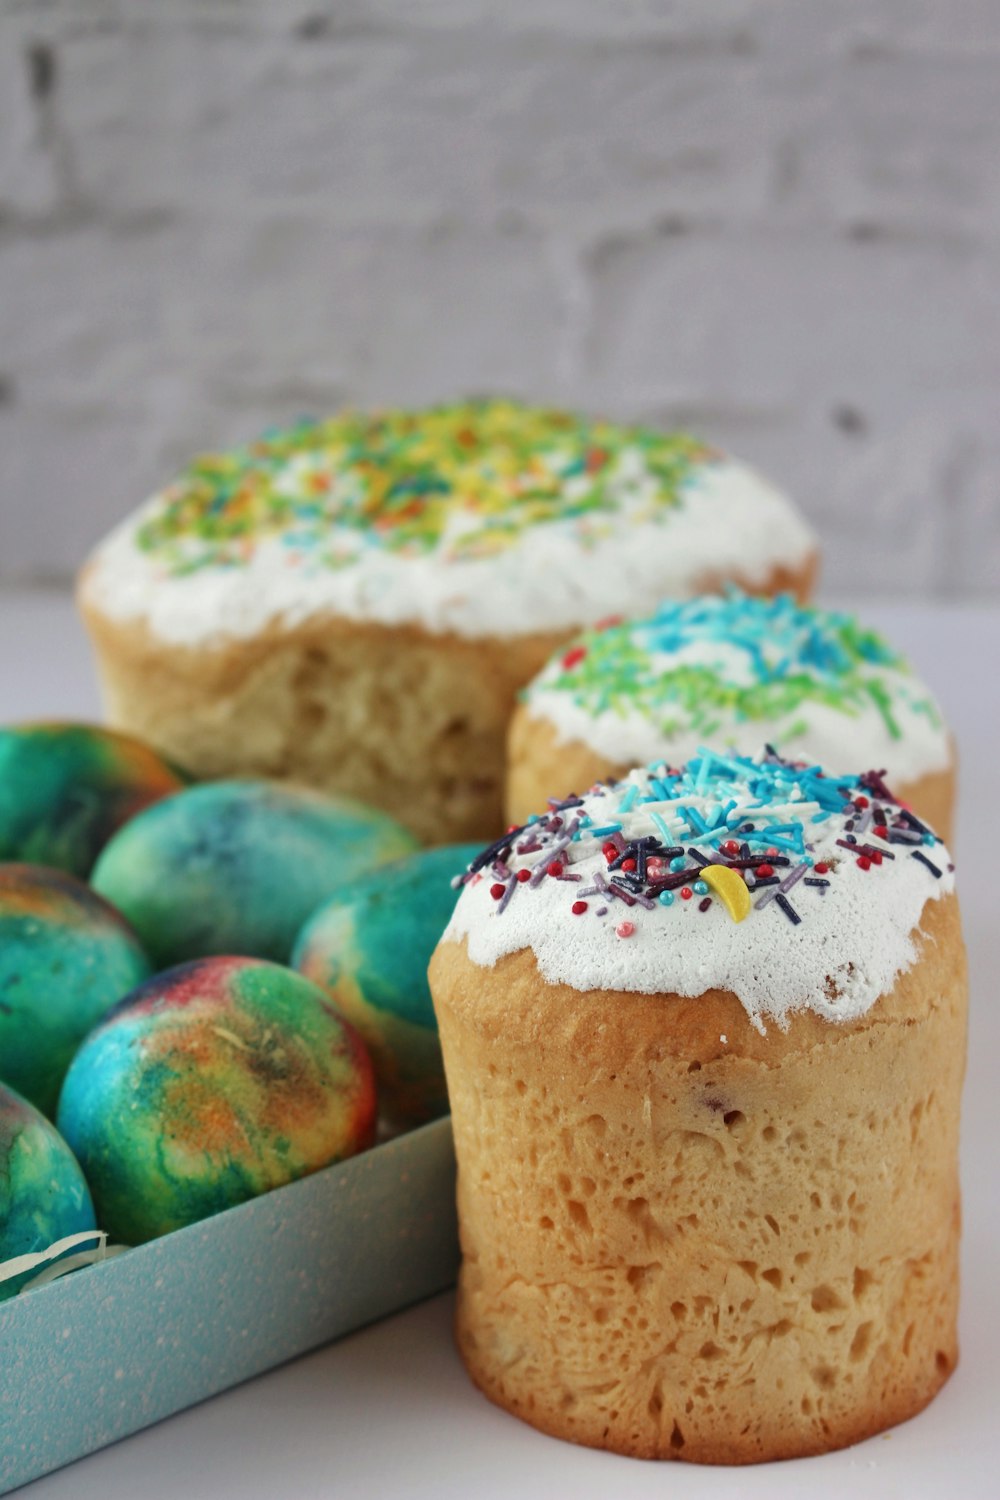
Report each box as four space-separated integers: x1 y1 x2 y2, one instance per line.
0 1117 458 1494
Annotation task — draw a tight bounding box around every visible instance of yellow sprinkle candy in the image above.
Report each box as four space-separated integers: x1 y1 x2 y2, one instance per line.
700 864 751 923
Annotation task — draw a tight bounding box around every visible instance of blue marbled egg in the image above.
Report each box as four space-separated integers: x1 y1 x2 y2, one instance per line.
90 779 418 969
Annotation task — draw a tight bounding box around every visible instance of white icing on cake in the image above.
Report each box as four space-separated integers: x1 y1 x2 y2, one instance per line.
444 750 954 1029
80 407 815 645
523 594 950 788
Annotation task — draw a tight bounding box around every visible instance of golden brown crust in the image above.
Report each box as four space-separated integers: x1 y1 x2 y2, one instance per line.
429 893 967 1462
78 551 817 847
507 707 956 844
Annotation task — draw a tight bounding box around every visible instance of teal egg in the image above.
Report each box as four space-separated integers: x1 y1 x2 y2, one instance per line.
0 1083 96 1301
90 780 419 969
292 843 477 1125
57 956 376 1245
0 722 184 878
0 865 151 1118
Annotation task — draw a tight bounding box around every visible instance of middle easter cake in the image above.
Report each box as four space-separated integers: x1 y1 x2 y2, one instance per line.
430 748 966 1463
78 401 817 844
507 592 954 840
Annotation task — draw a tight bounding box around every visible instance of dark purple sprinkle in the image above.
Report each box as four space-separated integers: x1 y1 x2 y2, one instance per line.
727 854 791 870
687 846 713 866
948 863 955 872
608 881 637 907
636 846 648 880
698 896 712 912
615 873 645 894
911 850 942 879
469 824 530 873
752 876 780 888
836 839 858 853
804 877 830 888
899 809 932 838
742 823 756 833
595 905 608 917
646 868 704 892
740 842 751 859
888 829 923 845
845 819 855 832
775 893 801 925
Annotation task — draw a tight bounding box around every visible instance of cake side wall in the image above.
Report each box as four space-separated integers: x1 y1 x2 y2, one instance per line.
430 895 967 1461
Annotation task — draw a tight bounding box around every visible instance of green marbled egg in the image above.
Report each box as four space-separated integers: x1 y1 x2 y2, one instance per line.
0 864 151 1118
292 843 477 1125
0 722 184 878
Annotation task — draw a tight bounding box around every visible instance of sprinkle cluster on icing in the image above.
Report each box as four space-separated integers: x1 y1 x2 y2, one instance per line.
445 747 955 1028
133 401 712 573
84 402 817 644
523 591 950 786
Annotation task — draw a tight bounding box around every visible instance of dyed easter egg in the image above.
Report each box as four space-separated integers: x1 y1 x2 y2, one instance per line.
292 843 477 1125
57 956 376 1244
0 865 151 1118
90 779 418 969
0 722 184 878
0 1083 96 1301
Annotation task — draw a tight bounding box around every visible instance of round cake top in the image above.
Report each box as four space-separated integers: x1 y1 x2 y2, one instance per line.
81 400 816 645
521 591 950 787
444 747 955 1029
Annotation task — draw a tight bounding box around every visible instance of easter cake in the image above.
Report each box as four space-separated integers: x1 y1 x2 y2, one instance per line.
78 401 817 843
508 592 955 840
430 748 966 1462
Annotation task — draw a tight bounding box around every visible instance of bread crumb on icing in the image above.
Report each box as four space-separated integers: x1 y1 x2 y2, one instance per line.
81 400 816 645
445 746 955 1029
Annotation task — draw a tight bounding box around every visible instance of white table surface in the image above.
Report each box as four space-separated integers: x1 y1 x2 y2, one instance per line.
5 590 999 1500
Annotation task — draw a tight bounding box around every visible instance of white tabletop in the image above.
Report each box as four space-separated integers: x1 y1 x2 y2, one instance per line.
7 591 1000 1500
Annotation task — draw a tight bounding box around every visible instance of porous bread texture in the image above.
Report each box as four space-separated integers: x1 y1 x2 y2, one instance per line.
429 893 966 1463
78 556 816 847
506 706 957 845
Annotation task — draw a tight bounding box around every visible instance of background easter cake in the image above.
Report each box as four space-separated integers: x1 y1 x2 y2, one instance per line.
78 401 818 844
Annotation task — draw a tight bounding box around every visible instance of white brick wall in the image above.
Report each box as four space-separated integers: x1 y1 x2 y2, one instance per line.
1 0 998 597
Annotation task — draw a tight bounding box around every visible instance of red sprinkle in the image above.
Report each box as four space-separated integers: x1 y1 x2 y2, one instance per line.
756 863 774 879
490 883 506 900
615 921 635 939
873 825 889 841
516 868 531 883
814 861 829 875
561 646 587 671
857 855 871 871
721 839 740 857
766 847 779 857
621 858 637 872
680 887 693 901
595 614 624 631
871 850 883 865
854 795 869 809
546 861 564 878
571 900 588 915
602 843 618 862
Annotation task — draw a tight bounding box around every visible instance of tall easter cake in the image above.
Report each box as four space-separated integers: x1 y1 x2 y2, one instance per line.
78 402 817 843
430 747 966 1463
